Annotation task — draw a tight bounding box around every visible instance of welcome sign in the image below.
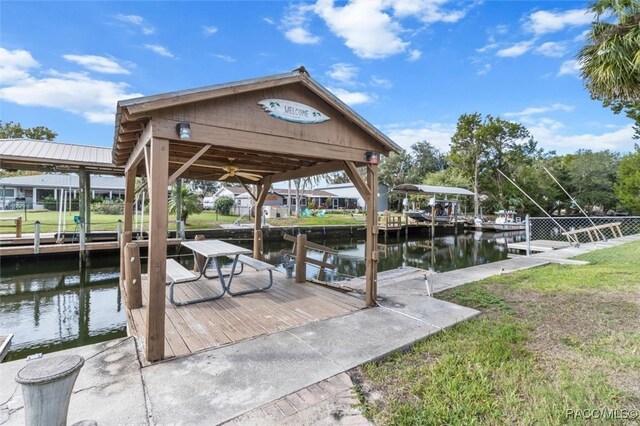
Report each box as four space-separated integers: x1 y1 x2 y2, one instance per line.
258 99 330 124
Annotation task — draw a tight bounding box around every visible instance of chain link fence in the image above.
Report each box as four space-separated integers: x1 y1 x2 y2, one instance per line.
528 216 640 244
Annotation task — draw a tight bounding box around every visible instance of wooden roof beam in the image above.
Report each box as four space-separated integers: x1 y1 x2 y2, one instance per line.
125 122 153 173
168 144 211 185
270 160 344 183
343 161 370 199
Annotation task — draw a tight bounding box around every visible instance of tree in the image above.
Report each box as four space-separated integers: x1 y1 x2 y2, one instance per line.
324 171 351 184
0 120 57 140
407 141 445 182
578 0 640 137
169 184 202 224
214 196 235 216
449 113 486 216
615 144 640 213
566 150 620 213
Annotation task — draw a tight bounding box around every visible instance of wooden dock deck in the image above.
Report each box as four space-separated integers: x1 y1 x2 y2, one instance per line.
0 238 183 257
508 240 571 252
127 270 366 363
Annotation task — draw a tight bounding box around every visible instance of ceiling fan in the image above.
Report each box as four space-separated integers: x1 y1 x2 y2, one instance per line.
218 165 263 182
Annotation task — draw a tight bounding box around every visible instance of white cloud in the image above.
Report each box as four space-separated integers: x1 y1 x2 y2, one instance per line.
496 40 535 57
530 122 635 152
381 121 455 151
263 17 275 25
328 87 375 105
0 48 40 84
314 0 408 59
144 44 174 58
391 0 469 24
558 59 581 76
476 42 498 53
407 49 422 62
504 103 574 118
281 3 321 45
203 26 218 36
535 41 567 58
0 51 143 125
63 54 130 75
370 76 393 89
524 9 593 36
114 13 155 35
212 54 236 63
327 63 358 84
574 29 590 42
477 63 492 75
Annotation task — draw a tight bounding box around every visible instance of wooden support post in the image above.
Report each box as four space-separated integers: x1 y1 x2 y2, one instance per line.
253 230 263 260
79 221 87 269
193 234 206 272
454 200 459 234
295 233 307 284
124 243 142 309
121 170 136 289
252 176 272 260
15 217 22 238
365 164 379 307
146 137 169 362
430 196 436 238
83 171 91 234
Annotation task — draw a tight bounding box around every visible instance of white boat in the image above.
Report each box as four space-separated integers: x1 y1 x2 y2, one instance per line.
473 210 525 232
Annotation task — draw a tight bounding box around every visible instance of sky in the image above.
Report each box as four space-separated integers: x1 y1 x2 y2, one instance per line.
0 1 636 156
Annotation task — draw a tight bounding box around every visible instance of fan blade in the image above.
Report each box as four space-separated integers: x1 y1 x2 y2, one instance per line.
219 173 231 181
237 172 262 181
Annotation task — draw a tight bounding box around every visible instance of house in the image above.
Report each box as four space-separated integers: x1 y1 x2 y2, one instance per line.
313 183 389 211
0 173 125 210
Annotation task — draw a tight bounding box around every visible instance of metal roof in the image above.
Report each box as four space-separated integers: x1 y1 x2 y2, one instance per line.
392 184 474 196
0 173 125 190
0 139 123 175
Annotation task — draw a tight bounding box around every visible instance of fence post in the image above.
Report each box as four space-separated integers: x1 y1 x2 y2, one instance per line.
295 233 307 284
124 242 142 309
34 221 40 254
525 214 531 257
16 217 22 238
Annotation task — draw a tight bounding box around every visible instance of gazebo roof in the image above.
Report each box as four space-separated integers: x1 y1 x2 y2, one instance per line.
392 184 474 196
112 67 400 183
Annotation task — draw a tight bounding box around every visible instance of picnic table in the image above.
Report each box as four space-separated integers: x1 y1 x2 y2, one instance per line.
167 239 275 306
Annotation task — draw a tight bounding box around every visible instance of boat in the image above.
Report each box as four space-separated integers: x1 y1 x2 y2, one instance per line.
472 210 526 232
406 211 469 224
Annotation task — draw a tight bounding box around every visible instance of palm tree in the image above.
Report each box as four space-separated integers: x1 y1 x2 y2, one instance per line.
169 184 202 225
578 0 640 135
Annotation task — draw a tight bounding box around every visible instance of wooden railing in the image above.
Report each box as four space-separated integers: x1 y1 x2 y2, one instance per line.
281 234 338 282
0 217 22 237
562 222 623 243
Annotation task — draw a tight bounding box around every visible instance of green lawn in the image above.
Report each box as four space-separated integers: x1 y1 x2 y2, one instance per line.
0 210 363 233
354 241 640 425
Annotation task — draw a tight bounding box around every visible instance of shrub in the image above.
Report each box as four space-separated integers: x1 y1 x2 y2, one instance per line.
215 196 235 215
92 198 124 215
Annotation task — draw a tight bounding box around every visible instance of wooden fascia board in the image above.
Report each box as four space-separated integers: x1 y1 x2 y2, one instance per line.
124 75 304 117
270 160 345 183
152 119 370 164
125 122 153 173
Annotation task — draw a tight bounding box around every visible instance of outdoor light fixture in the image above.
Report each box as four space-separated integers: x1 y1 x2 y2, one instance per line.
365 151 378 164
176 122 191 140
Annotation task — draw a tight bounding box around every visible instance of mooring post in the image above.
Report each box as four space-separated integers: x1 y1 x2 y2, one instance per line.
295 233 307 283
525 214 531 257
193 234 206 272
454 201 459 234
124 242 142 309
16 216 22 238
79 220 87 269
34 221 40 254
117 219 123 245
120 230 132 289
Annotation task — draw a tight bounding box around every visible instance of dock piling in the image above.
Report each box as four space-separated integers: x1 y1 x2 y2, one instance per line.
34 221 40 254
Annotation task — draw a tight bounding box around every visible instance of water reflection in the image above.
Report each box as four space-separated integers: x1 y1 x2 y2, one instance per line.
0 257 127 361
0 231 523 360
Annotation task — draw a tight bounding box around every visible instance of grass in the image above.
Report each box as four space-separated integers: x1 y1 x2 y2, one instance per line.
354 241 640 425
0 209 363 233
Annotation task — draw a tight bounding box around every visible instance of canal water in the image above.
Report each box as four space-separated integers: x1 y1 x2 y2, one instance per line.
0 231 523 361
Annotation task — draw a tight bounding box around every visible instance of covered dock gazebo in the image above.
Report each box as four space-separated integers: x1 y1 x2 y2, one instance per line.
113 68 400 362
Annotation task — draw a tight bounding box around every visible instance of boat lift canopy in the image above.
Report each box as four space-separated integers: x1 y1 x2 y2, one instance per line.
391 184 474 197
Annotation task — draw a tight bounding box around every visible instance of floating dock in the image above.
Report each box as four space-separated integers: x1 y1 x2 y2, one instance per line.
508 239 572 253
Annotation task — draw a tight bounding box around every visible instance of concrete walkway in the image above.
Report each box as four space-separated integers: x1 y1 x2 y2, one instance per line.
1 235 637 425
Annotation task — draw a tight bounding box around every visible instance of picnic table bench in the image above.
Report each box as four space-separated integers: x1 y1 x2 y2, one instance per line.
562 221 622 243
166 240 275 306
